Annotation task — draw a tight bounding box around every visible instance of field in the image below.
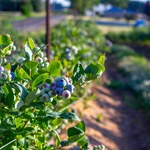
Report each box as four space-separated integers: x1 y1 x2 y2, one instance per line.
0 12 150 150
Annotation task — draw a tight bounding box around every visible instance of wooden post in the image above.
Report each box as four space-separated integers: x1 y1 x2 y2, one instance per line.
46 0 50 60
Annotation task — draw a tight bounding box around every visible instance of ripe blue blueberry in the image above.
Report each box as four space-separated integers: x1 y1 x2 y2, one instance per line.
62 90 71 99
56 79 67 88
50 82 57 90
55 87 63 96
67 84 74 93
54 76 61 82
10 72 15 80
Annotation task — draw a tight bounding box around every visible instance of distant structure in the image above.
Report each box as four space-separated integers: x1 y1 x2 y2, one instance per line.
85 4 112 16
103 6 125 18
93 4 112 16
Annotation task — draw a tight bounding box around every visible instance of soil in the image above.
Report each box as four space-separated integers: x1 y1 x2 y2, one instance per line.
70 55 150 150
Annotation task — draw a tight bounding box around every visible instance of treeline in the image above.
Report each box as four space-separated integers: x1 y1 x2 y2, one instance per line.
0 0 44 16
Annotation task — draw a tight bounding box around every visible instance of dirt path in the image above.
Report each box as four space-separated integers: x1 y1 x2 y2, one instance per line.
73 56 150 150
13 15 66 32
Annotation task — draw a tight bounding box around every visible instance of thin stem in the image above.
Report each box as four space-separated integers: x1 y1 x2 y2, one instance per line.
0 139 17 150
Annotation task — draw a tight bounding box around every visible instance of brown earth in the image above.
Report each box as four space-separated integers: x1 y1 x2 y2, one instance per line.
70 55 150 150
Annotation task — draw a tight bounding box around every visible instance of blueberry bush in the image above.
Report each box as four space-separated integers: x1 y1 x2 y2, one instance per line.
0 35 105 149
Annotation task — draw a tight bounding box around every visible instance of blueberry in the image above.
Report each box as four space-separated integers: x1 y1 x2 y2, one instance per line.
0 66 4 72
62 90 71 99
40 89 45 95
36 57 43 63
67 78 72 84
56 79 67 88
67 84 74 93
43 83 50 92
48 90 53 96
0 72 7 80
10 72 15 80
18 57 25 64
55 87 63 96
54 76 61 82
38 52 44 57
42 93 49 101
50 82 57 90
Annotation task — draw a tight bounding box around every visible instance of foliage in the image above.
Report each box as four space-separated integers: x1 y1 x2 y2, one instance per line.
70 0 99 14
31 0 45 12
101 0 129 8
20 0 33 17
107 26 150 46
0 35 105 149
119 55 150 113
111 44 150 114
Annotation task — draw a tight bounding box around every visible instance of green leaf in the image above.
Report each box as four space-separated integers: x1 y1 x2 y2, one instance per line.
59 112 79 121
15 118 22 128
51 118 62 130
24 61 39 71
85 63 105 80
32 73 49 89
24 89 41 105
25 38 35 60
76 121 86 132
52 130 60 147
0 35 13 56
48 61 61 76
4 63 11 70
0 34 12 47
18 138 25 147
78 138 89 149
13 83 28 101
27 38 36 50
15 67 31 80
99 55 105 65
5 84 14 107
24 61 39 77
20 68 31 80
72 62 85 83
15 100 24 109
67 127 83 137
67 127 85 143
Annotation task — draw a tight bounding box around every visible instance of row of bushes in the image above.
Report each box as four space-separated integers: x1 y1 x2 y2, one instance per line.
111 45 150 114
107 26 150 46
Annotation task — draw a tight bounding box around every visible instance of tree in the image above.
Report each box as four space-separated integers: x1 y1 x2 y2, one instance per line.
101 0 129 8
145 1 150 17
70 0 99 14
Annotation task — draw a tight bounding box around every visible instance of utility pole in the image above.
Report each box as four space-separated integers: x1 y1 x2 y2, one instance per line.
46 0 50 60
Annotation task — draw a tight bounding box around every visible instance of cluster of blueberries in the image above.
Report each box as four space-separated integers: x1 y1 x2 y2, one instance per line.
64 46 78 60
0 65 15 83
38 76 74 102
18 48 49 68
35 50 49 68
